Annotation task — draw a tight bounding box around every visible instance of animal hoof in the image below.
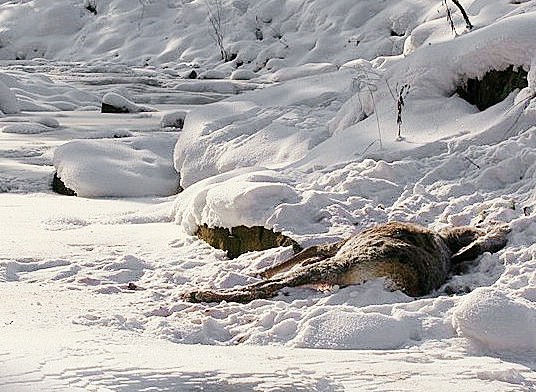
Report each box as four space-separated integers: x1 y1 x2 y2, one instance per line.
183 291 202 302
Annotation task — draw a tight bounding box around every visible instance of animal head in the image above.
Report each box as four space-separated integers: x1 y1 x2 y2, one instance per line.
439 226 484 255
440 224 510 263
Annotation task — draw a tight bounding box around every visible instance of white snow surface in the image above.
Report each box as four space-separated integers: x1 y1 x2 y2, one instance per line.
1 0 536 390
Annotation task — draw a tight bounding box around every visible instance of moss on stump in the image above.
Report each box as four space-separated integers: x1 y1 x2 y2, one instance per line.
457 65 528 111
195 224 301 258
52 173 76 196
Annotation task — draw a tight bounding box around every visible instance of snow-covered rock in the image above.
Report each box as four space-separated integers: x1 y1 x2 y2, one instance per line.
101 92 153 114
173 69 353 187
53 135 180 197
35 116 60 128
0 122 52 134
230 69 258 80
160 110 187 129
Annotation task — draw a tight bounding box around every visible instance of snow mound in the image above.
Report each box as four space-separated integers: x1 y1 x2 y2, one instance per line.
230 69 258 80
0 122 53 134
271 63 338 82
294 309 418 350
452 287 536 351
53 134 180 197
174 69 353 187
0 69 99 111
35 116 60 128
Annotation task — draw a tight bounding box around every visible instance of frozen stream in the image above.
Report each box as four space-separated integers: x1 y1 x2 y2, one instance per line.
1 62 535 391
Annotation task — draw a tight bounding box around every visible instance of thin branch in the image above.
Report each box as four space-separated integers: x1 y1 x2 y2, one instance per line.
464 156 481 169
450 0 473 30
206 0 229 61
443 0 457 35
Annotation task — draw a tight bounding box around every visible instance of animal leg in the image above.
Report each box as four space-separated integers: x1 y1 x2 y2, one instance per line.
258 240 344 278
185 259 349 304
451 224 510 264
183 287 266 304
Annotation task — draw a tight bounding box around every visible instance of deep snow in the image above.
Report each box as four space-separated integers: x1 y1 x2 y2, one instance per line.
1 0 536 390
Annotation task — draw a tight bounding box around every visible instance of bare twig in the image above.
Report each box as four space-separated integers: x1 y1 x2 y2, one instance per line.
443 0 457 35
138 0 151 30
464 156 481 169
385 79 397 101
451 0 473 30
206 0 230 61
443 0 473 36
396 84 410 140
353 65 383 149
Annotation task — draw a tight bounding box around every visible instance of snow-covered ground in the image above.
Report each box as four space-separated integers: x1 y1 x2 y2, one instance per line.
1 0 536 390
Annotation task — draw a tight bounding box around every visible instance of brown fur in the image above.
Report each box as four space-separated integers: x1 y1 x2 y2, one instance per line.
184 222 509 303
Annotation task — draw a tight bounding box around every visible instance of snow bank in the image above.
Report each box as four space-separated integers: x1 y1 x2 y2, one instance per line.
53 134 180 197
172 1 536 190
453 287 536 351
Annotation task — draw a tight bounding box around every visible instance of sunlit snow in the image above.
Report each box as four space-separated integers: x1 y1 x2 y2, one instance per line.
1 0 535 390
